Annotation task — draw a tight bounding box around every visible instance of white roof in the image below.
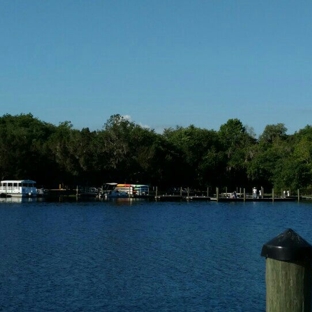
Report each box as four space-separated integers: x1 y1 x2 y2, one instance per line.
1 180 36 183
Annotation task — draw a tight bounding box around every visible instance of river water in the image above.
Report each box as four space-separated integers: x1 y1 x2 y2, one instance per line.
0 198 311 311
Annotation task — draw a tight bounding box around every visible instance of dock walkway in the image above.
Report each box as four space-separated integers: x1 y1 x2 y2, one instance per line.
210 197 297 202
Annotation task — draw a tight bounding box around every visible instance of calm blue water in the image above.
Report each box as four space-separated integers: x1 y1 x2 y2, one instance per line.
0 198 312 312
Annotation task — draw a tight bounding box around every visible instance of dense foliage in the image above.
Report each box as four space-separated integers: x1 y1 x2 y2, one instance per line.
1 113 312 193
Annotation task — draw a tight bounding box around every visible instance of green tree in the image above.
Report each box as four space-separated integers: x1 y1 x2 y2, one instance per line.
0 113 55 184
46 121 79 186
259 123 287 144
247 123 291 191
163 125 222 188
218 119 256 188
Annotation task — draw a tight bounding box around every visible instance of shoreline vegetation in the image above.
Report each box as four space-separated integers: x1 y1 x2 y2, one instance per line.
1 113 312 197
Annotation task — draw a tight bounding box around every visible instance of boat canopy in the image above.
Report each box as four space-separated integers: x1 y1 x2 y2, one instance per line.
1 180 36 186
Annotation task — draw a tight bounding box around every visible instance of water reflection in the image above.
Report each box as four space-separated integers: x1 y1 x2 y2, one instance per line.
106 197 147 206
0 197 38 203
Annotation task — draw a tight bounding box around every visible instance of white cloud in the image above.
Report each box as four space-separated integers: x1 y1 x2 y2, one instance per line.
138 122 150 129
122 115 132 121
121 115 151 129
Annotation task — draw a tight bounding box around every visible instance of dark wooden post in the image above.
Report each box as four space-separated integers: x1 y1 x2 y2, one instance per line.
298 189 300 202
243 188 246 201
207 187 209 197
216 187 219 201
261 229 312 312
261 186 264 199
272 188 274 202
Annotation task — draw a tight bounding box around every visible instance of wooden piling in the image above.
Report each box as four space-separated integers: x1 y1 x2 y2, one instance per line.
298 189 300 202
261 229 312 312
243 188 246 201
261 187 264 199
272 188 274 202
216 187 219 201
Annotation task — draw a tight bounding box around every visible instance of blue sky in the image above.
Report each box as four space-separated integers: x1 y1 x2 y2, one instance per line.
1 1 311 136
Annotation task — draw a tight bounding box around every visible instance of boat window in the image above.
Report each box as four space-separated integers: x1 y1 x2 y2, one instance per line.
8 183 12 187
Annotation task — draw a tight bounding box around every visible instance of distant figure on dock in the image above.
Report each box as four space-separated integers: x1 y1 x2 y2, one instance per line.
252 187 257 199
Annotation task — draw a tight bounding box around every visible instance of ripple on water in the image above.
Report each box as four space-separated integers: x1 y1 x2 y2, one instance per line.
0 200 311 311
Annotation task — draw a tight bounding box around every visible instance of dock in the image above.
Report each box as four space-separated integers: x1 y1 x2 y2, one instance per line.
210 197 297 202
186 195 211 201
41 186 306 203
155 195 183 201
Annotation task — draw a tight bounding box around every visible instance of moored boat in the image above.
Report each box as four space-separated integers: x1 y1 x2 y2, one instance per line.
101 182 149 199
105 189 129 199
0 180 38 197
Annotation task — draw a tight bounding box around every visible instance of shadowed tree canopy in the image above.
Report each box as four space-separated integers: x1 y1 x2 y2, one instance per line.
1 113 312 193
259 123 287 144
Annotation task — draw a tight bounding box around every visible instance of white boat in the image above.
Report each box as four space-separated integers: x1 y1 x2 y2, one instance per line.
101 182 149 199
101 182 129 199
105 189 129 199
0 180 38 197
114 184 149 196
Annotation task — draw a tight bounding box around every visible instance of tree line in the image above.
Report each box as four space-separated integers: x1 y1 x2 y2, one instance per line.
1 113 312 193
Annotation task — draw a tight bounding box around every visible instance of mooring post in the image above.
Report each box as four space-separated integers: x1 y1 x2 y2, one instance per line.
155 186 158 198
216 187 219 201
261 228 312 312
272 188 274 202
243 188 246 201
207 187 209 197
298 189 300 202
261 186 264 199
